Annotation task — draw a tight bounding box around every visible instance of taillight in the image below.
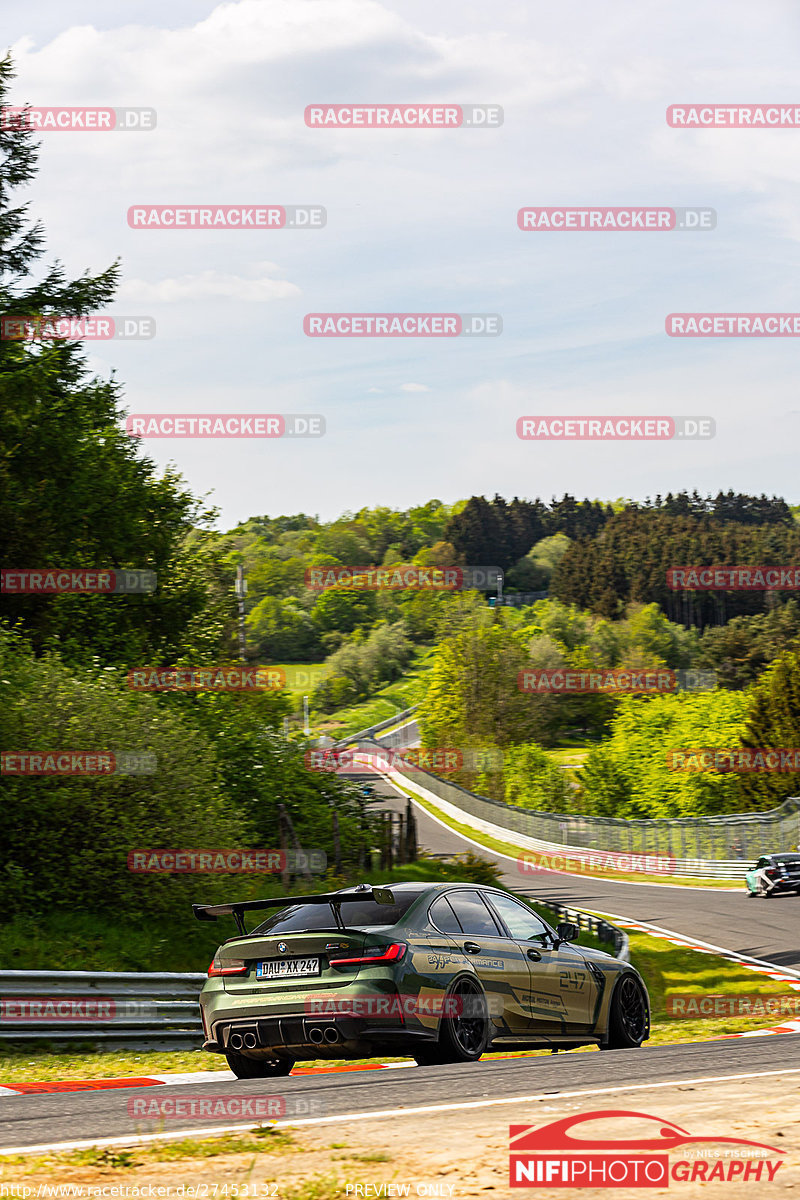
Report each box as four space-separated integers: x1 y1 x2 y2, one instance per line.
208 956 247 977
329 943 407 966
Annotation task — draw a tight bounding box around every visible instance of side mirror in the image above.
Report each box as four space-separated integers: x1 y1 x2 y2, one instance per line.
555 921 579 947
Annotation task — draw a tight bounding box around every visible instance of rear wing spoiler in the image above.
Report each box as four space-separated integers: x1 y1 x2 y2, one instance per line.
193 886 396 935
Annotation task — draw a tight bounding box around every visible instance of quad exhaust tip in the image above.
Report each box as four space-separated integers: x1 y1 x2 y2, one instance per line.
308 1026 324 1044
324 1026 340 1043
229 1032 244 1050
243 1031 258 1049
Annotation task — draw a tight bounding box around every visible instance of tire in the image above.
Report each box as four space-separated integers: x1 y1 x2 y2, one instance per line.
225 1050 294 1079
413 977 489 1066
602 974 649 1050
746 890 758 898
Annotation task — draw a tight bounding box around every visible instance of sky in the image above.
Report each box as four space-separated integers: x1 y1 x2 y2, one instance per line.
5 0 800 527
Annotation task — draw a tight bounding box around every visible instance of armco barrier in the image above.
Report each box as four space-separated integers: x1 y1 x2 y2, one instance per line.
0 970 205 1050
535 903 629 963
375 754 799 879
333 705 419 746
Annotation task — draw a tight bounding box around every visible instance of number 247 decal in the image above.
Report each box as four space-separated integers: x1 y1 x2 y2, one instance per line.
559 969 587 991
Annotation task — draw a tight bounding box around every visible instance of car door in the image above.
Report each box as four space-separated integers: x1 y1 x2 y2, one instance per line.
485 891 600 1034
441 888 533 1036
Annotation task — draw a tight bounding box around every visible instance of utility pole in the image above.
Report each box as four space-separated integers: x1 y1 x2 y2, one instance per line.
235 565 248 663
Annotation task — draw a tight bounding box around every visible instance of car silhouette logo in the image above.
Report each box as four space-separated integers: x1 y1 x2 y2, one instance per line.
277 942 287 953
509 1110 784 1154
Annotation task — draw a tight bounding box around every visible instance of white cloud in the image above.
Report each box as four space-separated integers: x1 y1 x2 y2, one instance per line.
4 0 799 522
117 267 300 302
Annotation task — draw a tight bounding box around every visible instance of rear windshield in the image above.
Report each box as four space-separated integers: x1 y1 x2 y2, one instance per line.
250 891 424 935
773 854 800 864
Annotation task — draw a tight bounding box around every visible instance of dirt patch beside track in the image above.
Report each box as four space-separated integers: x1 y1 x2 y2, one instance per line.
2 1071 798 1198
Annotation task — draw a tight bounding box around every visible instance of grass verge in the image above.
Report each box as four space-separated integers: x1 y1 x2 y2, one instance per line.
313 651 433 738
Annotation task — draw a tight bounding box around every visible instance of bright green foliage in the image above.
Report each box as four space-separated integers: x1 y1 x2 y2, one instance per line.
0 627 241 918
579 690 749 817
502 742 572 812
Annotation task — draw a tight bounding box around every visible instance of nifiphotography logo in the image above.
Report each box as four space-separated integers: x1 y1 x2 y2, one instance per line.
509 1110 785 1188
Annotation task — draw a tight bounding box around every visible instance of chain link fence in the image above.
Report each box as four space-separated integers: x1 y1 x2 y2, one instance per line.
391 759 800 871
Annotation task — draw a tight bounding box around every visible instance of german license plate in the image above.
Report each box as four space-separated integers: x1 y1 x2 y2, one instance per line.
256 957 320 979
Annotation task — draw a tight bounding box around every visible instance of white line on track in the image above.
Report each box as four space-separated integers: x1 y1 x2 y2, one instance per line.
4 1066 800 1157
592 911 800 981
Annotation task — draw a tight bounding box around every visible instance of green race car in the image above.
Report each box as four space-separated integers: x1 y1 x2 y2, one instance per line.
193 882 650 1078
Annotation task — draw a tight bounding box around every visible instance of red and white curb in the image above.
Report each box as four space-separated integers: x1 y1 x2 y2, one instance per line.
593 911 800 1037
0 1059 415 1097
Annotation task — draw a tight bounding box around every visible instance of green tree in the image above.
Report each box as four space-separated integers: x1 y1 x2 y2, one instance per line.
0 627 242 919
0 55 227 668
698 601 800 689
502 743 572 812
579 691 749 818
310 586 378 636
739 650 800 809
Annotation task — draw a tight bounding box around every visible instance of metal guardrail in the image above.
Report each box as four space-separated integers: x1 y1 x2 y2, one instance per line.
537 902 629 963
0 970 205 1050
334 705 419 746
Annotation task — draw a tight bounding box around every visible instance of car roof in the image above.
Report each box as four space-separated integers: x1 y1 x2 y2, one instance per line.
338 881 490 894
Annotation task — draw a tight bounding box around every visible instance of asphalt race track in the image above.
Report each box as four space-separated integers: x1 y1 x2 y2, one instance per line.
1 771 798 1153
2 1036 800 1152
371 775 800 971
